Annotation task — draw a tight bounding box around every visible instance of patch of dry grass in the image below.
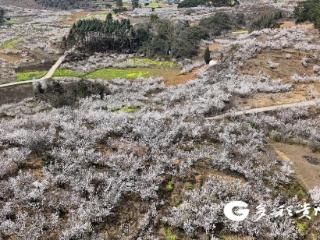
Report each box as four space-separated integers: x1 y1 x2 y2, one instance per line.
272 142 320 190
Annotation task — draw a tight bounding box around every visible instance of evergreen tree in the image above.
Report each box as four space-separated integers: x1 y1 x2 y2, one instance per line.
0 8 5 25
66 16 208 59
66 15 146 53
204 47 211 64
106 13 113 23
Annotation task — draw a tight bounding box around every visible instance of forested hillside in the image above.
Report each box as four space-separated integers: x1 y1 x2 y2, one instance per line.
66 14 209 58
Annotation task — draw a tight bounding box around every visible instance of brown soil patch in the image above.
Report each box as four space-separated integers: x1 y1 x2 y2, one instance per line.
236 82 320 108
208 42 221 51
97 139 149 158
62 11 95 25
63 10 111 26
0 52 24 64
25 154 44 180
164 67 199 86
193 159 245 186
272 142 320 190
280 20 315 31
240 49 318 82
103 194 150 239
280 21 296 29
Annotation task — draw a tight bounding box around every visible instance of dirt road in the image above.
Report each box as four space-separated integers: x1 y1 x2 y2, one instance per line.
206 98 320 120
0 54 67 88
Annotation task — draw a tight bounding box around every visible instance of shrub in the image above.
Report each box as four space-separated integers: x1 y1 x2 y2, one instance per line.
141 19 208 58
178 0 206 8
198 12 246 37
199 13 232 36
250 10 283 31
112 7 128 14
294 0 320 29
34 79 109 107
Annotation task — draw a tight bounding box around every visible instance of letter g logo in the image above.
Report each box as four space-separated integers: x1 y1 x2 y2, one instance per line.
224 201 250 221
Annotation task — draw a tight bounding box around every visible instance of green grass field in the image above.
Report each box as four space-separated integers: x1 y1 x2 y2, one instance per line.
53 69 84 78
1 38 21 50
16 71 47 81
86 68 151 80
16 58 180 82
115 58 179 68
130 58 179 68
17 68 151 81
16 69 83 81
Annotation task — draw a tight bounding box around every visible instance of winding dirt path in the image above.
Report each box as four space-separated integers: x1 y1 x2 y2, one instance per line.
0 54 67 88
206 98 320 120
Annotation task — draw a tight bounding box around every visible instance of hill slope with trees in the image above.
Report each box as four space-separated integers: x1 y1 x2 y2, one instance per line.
66 14 209 58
